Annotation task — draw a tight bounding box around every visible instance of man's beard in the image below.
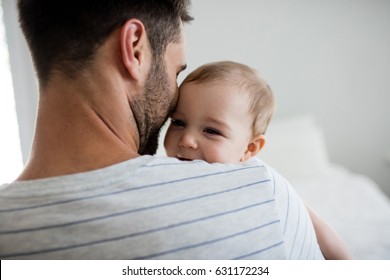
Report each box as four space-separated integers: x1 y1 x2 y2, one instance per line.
132 57 176 155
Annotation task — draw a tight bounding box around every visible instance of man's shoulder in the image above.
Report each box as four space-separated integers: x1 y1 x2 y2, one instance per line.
141 156 270 182
0 156 277 199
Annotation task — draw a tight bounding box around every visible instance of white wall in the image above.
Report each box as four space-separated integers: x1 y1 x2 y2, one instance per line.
3 0 390 196
2 0 38 163
179 0 390 196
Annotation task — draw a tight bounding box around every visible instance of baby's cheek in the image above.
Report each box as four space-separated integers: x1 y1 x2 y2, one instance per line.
205 145 237 164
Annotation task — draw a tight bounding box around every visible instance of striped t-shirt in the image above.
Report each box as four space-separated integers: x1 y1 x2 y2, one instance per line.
0 156 323 259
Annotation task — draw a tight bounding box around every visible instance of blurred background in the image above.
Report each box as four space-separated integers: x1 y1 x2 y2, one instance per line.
1 0 389 198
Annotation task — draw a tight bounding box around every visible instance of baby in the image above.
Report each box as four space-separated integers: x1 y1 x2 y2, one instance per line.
164 61 351 259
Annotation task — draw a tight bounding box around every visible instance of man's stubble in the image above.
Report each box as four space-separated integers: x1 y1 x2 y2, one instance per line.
132 57 177 155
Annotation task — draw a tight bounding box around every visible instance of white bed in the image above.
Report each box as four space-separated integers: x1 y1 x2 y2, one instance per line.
259 115 390 259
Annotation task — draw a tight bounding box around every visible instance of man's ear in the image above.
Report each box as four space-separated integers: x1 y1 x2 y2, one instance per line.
120 19 150 81
240 135 266 162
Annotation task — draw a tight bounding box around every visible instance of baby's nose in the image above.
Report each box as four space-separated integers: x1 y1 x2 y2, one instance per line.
179 132 198 149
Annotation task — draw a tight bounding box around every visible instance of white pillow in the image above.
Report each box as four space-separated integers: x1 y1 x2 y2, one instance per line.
259 115 330 180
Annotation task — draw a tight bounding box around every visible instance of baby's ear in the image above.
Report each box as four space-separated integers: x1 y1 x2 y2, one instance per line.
240 135 266 162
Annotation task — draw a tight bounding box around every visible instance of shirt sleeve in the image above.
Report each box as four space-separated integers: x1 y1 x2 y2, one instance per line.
265 163 325 259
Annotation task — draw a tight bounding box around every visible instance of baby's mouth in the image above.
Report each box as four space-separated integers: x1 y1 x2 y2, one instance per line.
177 156 193 161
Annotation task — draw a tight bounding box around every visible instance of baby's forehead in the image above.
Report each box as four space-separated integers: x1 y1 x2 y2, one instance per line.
180 79 247 94
185 81 253 104
180 81 253 115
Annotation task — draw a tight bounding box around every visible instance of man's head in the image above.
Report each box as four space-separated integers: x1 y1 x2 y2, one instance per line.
18 0 192 84
18 0 192 155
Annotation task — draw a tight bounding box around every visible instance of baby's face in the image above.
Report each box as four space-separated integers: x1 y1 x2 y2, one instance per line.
164 82 254 163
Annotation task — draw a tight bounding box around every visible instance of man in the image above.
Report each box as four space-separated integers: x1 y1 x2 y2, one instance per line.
0 0 324 259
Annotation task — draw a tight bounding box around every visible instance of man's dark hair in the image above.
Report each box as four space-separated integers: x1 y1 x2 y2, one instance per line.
17 0 192 83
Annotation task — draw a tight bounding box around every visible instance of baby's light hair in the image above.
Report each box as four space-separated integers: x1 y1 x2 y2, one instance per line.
181 61 275 136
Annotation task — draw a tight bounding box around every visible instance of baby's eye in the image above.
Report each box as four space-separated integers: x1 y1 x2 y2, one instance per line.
170 118 185 127
204 127 222 136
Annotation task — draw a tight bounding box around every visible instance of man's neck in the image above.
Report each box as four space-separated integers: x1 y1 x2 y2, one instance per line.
17 74 140 181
